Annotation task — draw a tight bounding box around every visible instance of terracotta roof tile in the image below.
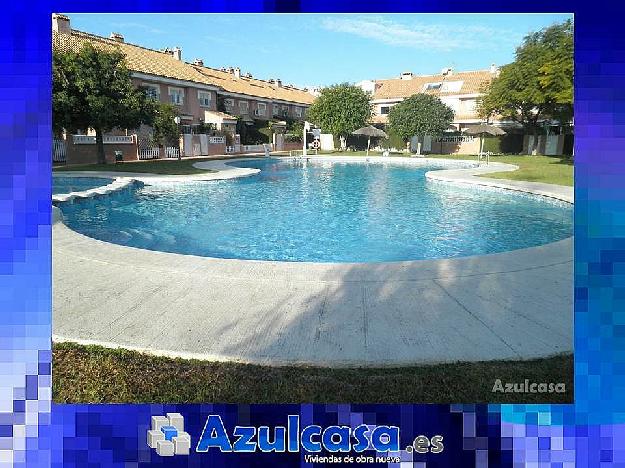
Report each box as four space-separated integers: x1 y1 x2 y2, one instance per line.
52 30 315 106
372 70 495 100
191 65 314 105
204 110 238 121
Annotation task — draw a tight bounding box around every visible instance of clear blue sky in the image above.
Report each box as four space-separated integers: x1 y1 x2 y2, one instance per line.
66 13 572 88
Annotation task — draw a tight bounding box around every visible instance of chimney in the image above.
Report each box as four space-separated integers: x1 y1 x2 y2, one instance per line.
268 78 275 84
276 79 282 88
233 67 241 78
490 63 498 75
172 47 182 61
52 14 71 34
400 71 413 80
193 58 204 66
109 32 124 42
441 67 453 76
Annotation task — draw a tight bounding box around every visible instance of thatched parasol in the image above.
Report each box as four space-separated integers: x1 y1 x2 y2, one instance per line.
352 125 389 156
464 124 506 155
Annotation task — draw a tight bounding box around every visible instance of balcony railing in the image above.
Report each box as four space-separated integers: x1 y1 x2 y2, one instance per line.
433 136 475 143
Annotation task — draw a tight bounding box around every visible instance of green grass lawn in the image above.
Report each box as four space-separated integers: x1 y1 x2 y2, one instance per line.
317 151 573 186
53 342 572 403
52 157 226 175
428 154 574 186
54 153 573 185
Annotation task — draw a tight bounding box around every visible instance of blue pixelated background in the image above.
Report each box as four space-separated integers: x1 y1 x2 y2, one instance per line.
2 0 625 466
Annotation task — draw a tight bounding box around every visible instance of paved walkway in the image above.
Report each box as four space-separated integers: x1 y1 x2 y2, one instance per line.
53 157 573 367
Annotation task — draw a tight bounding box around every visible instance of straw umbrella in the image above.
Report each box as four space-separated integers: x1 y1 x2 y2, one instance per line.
464 124 506 155
352 125 388 156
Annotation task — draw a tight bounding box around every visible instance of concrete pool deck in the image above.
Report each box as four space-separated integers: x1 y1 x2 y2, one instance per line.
52 157 573 367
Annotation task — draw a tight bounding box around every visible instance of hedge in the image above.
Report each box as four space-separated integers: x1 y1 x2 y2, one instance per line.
481 134 524 154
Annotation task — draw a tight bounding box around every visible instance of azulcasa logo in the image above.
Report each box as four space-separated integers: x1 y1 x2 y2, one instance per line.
147 413 191 456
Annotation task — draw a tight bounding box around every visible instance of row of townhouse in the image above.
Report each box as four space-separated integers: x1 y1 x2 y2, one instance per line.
357 66 502 131
357 67 570 155
52 14 315 162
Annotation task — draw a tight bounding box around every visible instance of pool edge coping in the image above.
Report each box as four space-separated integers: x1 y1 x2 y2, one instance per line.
51 156 574 276
52 175 135 204
52 156 574 366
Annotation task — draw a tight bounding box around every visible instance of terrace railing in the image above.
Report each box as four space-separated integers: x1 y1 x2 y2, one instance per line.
72 135 135 144
433 136 475 143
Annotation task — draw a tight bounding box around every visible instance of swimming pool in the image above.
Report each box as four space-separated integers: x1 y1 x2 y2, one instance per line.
53 176 113 195
57 159 573 263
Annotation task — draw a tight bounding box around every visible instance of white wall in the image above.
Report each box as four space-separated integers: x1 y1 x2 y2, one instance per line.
320 134 335 151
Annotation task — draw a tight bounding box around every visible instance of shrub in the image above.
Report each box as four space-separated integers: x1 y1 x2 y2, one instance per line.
285 133 302 143
482 134 524 154
237 119 271 145
192 122 216 134
378 127 407 151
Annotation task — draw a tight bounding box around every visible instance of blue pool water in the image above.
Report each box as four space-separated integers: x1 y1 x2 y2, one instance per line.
58 159 573 263
53 176 112 195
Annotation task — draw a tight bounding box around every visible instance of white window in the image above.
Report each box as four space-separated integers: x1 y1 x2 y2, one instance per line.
198 91 212 107
239 101 249 113
273 104 279 115
168 87 184 105
143 83 160 101
224 98 234 110
256 102 266 116
294 106 302 117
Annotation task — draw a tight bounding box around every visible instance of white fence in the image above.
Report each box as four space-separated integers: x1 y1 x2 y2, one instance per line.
165 146 180 159
225 146 235 153
72 135 134 144
209 136 226 144
138 147 160 160
53 139 67 162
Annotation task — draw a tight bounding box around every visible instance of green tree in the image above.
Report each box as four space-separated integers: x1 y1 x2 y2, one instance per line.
151 103 180 147
306 84 371 150
387 94 454 153
478 20 573 153
53 43 155 164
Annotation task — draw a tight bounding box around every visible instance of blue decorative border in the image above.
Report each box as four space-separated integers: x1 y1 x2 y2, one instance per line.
2 1 624 466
